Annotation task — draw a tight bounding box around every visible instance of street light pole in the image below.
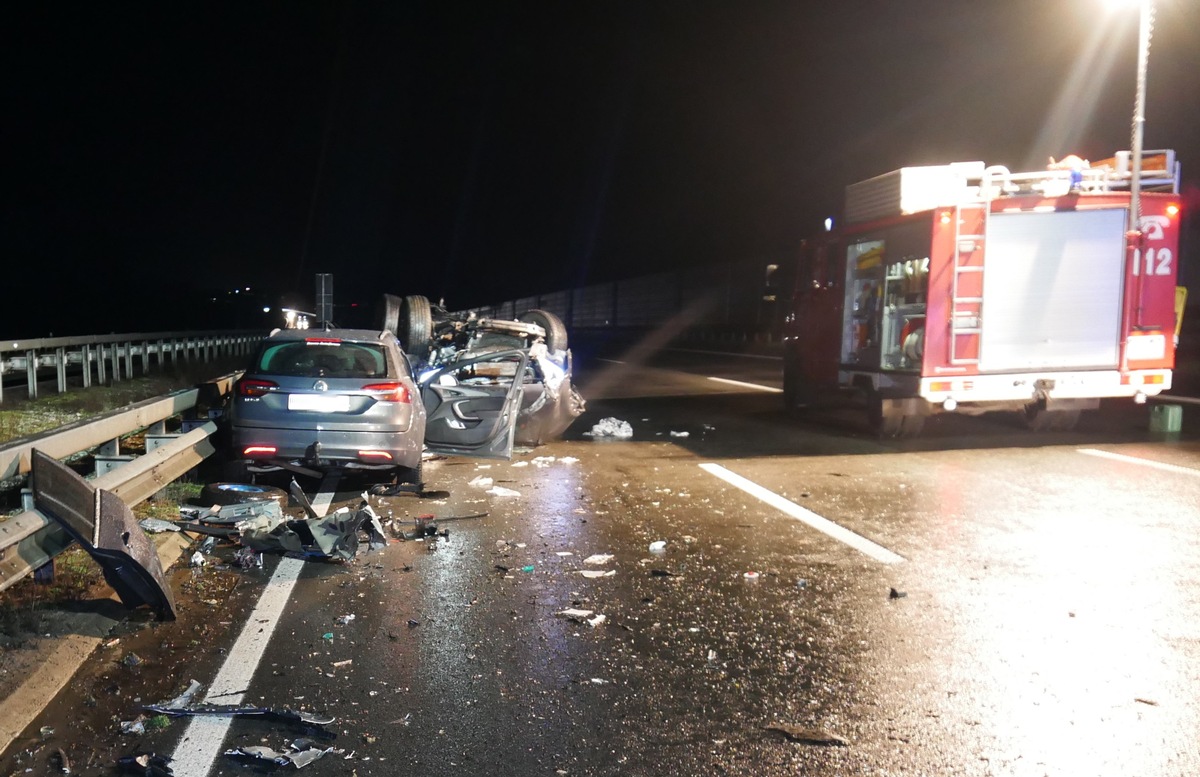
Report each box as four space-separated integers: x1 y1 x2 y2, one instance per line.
1128 0 1155 233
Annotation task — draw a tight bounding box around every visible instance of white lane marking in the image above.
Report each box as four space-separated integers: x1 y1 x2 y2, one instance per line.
1078 448 1200 477
172 474 338 777
171 557 304 776
699 463 905 564
707 376 783 393
597 358 625 365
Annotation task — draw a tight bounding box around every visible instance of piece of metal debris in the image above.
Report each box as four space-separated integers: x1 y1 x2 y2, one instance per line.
889 588 907 599
31 450 177 619
224 744 335 770
52 747 70 774
141 703 335 727
765 724 849 747
116 752 173 776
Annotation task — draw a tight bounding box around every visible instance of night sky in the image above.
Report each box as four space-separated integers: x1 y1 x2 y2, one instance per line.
5 1 1199 338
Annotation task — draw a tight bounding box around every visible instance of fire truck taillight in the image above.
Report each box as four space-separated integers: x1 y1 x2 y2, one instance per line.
929 381 953 393
1123 373 1166 386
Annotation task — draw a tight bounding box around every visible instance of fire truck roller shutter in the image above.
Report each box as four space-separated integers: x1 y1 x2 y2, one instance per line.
979 209 1126 372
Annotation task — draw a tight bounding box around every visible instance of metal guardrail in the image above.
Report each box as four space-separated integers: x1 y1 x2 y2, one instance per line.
0 329 262 403
0 375 239 592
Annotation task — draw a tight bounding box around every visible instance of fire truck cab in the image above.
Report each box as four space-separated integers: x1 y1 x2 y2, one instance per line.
783 150 1183 436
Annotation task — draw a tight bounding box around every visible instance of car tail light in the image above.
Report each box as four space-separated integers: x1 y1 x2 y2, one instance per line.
363 382 411 403
237 379 278 398
243 445 277 457
358 450 394 461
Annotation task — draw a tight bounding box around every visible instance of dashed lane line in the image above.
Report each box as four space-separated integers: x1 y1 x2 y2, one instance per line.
1077 448 1200 477
172 474 339 777
699 463 905 565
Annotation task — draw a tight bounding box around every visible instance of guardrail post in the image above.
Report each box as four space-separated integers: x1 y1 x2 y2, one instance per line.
140 340 150 375
56 347 67 394
26 350 38 399
97 344 107 384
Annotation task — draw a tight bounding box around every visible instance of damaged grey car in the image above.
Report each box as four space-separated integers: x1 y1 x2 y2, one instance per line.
379 295 585 447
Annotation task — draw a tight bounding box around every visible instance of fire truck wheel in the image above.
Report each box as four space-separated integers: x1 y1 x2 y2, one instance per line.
782 361 807 414
868 395 924 438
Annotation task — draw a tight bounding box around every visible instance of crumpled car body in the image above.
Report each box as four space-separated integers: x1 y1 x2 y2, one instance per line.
380 296 585 447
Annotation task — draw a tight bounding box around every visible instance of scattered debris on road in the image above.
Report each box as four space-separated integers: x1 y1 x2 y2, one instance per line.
765 724 849 747
584 417 633 438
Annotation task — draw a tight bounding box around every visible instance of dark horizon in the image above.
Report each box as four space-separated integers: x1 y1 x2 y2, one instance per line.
5 1 1199 339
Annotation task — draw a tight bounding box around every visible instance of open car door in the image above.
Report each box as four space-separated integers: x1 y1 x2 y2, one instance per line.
420 349 530 460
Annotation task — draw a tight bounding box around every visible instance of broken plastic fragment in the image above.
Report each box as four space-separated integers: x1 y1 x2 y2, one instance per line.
743 571 760 581
764 724 849 747
138 518 180 534
224 744 334 769
557 608 594 620
120 715 148 735
116 753 173 776
649 541 666 553
468 476 494 488
579 570 616 579
159 679 203 710
189 552 206 567
583 554 614 565
487 485 521 497
584 417 633 438
587 614 606 627
669 431 689 438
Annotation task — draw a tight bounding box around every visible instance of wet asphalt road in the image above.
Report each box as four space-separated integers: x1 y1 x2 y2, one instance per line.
7 344 1200 776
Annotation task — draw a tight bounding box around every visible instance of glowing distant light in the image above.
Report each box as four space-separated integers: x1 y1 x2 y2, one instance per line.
824 217 833 232
262 306 271 313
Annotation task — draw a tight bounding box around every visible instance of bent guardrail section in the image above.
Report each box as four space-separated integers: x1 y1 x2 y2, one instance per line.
0 377 238 593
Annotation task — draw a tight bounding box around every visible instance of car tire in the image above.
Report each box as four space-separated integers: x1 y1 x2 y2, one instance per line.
199 482 289 508
379 293 403 335
400 295 433 355
518 309 568 352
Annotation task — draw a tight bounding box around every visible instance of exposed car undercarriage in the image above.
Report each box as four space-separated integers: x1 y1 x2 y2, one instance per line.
379 295 585 446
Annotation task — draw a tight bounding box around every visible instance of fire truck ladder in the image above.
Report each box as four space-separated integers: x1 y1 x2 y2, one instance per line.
949 201 988 365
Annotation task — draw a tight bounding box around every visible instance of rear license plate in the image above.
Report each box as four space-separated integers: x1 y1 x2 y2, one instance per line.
287 394 351 412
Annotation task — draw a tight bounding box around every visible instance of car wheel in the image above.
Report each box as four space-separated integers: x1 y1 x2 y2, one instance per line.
400 295 433 355
397 461 423 488
379 293 403 335
518 309 568 352
199 482 289 507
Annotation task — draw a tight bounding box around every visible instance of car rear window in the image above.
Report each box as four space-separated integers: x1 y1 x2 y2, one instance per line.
255 341 388 378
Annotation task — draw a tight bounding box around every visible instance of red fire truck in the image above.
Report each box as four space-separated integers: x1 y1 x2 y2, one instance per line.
782 150 1184 436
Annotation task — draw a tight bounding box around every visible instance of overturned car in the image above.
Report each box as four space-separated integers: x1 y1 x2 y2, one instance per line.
379 295 585 447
